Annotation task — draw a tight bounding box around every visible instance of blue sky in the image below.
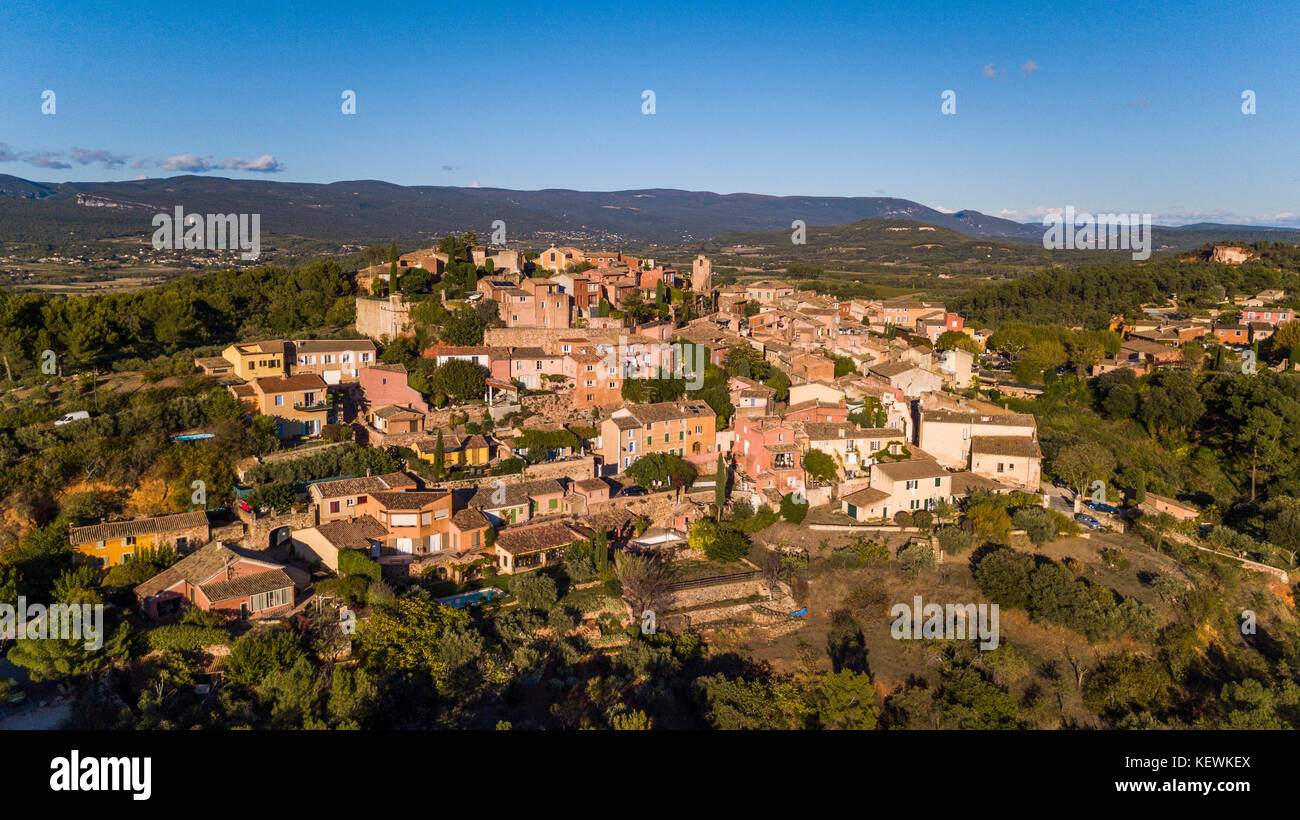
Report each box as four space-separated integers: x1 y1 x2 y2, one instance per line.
2 0 1298 225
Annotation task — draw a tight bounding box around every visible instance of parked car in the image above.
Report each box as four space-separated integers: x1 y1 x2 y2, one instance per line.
0 678 24 706
1084 500 1120 515
1075 513 1104 530
53 410 90 426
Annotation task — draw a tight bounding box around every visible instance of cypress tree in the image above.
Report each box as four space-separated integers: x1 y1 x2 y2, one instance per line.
715 454 726 519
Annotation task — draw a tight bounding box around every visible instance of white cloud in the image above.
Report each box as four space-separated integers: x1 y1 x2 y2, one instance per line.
158 153 283 173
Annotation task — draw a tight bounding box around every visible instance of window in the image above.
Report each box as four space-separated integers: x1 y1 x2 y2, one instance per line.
996 463 1004 473
934 478 941 487
251 587 292 612
124 536 136 546
329 501 340 514
274 395 284 406
96 540 106 550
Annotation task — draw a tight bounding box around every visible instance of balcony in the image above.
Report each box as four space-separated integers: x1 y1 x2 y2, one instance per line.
294 401 328 412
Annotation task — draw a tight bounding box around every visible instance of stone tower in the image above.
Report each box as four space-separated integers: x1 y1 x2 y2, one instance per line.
692 254 712 292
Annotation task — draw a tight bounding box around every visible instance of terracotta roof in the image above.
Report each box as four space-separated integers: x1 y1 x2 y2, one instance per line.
71 510 209 545
921 408 1037 427
254 374 328 393
950 472 1019 495
468 478 564 509
873 458 950 483
292 339 375 353
372 490 449 510
452 507 492 531
618 400 715 426
495 520 586 555
231 340 287 355
869 361 922 379
310 472 415 499
133 542 282 599
316 515 387 549
373 404 423 420
842 487 890 506
200 569 296 603
970 435 1041 458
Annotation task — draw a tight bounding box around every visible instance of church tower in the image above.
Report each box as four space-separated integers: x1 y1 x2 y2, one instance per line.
691 254 712 292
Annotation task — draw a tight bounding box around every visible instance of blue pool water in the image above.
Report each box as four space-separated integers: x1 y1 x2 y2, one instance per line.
436 587 504 608
170 433 215 441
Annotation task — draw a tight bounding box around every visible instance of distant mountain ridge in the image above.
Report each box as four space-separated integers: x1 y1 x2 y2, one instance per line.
1 174 1297 250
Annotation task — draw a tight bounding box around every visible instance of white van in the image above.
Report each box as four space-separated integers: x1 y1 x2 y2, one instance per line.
54 410 90 426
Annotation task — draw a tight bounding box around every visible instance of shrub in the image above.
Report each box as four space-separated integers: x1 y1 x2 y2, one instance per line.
732 510 779 533
973 548 1035 609
146 624 230 653
316 575 370 604
897 543 936 579
936 526 973 555
893 510 914 527
1100 548 1130 570
338 549 381 584
489 458 526 476
779 493 808 523
225 629 307 688
513 572 558 611
852 537 891 565
1012 507 1057 546
705 525 750 563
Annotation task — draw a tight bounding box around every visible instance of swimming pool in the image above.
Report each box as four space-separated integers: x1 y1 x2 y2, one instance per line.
436 587 504 609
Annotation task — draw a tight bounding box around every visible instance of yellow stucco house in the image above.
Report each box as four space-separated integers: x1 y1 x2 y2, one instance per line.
221 340 288 381
70 510 210 568
414 434 492 468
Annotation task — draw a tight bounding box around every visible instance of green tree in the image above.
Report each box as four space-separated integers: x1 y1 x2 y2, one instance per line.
714 455 727 519
512 572 558 611
803 448 838 483
1012 506 1056 546
225 629 307 688
432 431 445 479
